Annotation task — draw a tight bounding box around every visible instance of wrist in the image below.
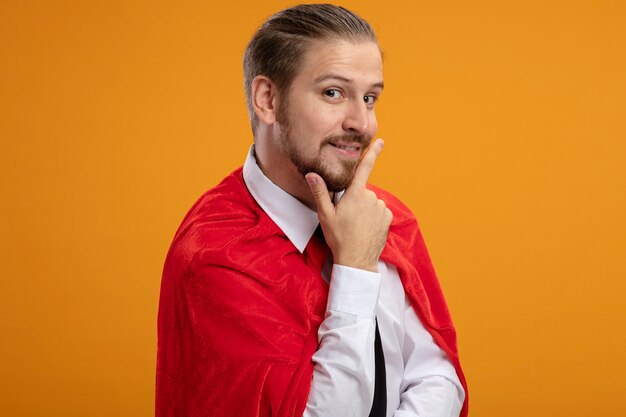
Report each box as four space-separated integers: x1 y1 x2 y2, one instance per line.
334 256 379 273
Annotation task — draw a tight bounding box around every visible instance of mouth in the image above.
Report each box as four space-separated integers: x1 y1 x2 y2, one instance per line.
324 134 371 159
329 143 362 152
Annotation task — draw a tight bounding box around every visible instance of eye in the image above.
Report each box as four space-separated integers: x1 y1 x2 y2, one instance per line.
323 89 343 99
364 95 378 106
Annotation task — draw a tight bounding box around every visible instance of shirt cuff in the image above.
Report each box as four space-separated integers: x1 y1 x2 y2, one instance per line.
326 264 381 318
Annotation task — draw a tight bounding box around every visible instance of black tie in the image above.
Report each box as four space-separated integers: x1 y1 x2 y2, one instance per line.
313 226 387 416
368 320 387 417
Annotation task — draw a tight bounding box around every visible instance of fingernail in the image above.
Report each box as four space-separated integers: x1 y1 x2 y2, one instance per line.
305 174 317 185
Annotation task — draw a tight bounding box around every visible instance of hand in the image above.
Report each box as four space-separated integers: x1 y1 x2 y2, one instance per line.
305 139 393 272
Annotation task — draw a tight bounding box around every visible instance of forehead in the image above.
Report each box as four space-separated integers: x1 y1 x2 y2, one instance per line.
294 39 383 88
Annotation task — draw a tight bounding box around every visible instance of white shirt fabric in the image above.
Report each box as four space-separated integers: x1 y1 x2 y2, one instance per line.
242 147 464 417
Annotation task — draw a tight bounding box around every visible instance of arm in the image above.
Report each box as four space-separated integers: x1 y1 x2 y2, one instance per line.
304 265 381 417
395 303 464 417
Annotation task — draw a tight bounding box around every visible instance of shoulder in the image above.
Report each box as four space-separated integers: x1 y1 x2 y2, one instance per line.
366 183 432 260
178 168 256 237
165 168 283 270
366 183 418 229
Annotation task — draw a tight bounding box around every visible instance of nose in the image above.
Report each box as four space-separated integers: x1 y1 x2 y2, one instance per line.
342 100 377 136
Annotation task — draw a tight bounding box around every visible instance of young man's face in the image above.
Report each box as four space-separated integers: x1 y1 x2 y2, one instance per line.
275 39 384 192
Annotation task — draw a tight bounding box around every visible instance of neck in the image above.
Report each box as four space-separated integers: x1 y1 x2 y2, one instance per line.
254 138 320 211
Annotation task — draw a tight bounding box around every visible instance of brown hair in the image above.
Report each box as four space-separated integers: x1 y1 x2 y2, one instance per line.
243 4 378 131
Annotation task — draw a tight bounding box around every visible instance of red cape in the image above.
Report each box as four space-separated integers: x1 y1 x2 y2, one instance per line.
156 168 468 417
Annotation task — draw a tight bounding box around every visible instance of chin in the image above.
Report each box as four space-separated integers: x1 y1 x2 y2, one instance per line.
321 171 354 192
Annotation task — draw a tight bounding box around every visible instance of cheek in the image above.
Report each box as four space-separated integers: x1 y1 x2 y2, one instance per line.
314 108 345 133
300 110 341 139
291 95 345 138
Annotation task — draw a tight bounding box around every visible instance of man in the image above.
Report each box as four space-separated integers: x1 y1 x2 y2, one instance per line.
157 4 468 417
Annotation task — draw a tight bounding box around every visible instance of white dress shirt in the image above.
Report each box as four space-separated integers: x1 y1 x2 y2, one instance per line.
242 147 464 417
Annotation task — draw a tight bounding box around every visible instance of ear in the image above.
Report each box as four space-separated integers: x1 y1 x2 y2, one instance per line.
251 75 278 125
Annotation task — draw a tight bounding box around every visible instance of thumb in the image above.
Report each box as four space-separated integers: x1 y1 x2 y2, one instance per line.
305 173 334 218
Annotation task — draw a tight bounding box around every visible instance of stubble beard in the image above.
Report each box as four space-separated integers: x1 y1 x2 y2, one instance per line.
277 105 371 193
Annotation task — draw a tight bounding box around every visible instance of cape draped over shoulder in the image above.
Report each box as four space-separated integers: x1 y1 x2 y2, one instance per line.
156 167 468 417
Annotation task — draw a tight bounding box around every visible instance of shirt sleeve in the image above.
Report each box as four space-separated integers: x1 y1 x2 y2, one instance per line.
303 264 381 417
394 299 465 417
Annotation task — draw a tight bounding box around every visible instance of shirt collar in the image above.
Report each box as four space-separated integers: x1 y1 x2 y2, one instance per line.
242 145 319 253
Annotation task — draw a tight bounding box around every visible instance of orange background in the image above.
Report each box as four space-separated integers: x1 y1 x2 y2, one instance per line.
1 1 625 416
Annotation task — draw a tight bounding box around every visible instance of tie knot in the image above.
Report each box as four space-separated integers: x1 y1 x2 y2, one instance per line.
305 224 331 277
313 224 326 243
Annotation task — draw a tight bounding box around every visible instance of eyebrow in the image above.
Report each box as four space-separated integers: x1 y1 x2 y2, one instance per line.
314 73 384 90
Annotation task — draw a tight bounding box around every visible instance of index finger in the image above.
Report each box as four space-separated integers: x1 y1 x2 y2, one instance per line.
351 138 384 188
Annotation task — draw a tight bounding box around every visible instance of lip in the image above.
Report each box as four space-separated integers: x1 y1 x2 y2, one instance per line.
328 141 363 157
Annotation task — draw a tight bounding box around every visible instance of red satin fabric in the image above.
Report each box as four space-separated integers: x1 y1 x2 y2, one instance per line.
156 168 468 417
